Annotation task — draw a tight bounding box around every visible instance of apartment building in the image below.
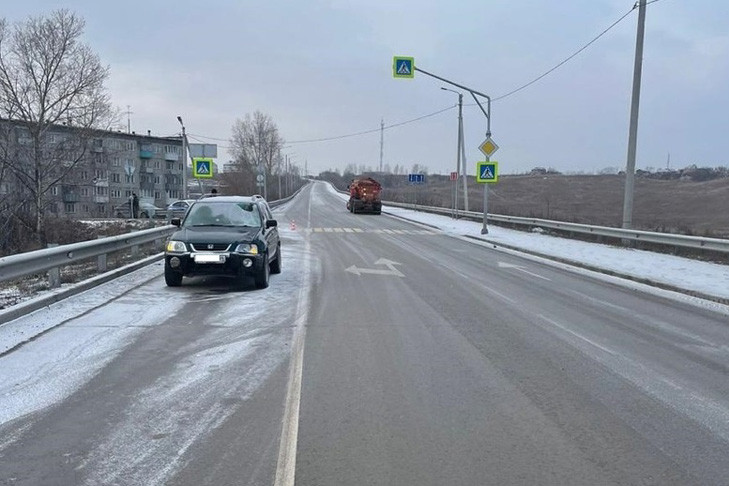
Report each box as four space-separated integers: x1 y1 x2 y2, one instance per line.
0 119 184 218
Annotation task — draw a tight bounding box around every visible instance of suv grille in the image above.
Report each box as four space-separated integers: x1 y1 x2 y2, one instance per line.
191 243 230 252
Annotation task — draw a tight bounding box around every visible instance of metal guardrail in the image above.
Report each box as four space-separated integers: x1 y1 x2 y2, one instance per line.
0 226 176 285
0 188 308 288
382 201 729 254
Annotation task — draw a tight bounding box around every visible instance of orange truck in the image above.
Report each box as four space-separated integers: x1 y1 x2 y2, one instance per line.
346 177 382 214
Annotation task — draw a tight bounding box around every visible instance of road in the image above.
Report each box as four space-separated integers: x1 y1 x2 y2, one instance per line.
1 181 728 485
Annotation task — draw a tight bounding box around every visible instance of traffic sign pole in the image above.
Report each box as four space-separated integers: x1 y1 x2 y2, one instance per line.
482 155 489 234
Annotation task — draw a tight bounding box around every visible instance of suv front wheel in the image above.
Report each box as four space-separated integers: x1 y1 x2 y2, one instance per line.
255 254 270 289
165 264 183 287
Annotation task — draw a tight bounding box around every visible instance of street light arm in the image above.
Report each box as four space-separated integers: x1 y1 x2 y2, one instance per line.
415 66 491 102
470 92 491 136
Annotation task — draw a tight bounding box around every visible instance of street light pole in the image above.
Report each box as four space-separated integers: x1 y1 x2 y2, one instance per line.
441 87 463 217
415 66 490 233
176 116 188 199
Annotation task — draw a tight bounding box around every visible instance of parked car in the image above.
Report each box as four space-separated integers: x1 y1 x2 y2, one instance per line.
165 199 196 221
113 201 163 219
164 196 281 288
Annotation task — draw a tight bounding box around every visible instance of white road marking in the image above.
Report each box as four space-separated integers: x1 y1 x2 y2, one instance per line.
498 261 551 281
345 258 404 277
274 190 313 486
537 314 616 356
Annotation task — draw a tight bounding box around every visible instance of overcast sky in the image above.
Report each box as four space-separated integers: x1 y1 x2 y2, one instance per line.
5 0 729 176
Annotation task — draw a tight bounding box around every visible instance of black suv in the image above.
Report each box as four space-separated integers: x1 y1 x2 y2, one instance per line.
164 196 280 288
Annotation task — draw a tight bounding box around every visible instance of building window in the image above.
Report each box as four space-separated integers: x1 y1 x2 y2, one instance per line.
94 169 106 180
112 157 121 167
51 186 59 196
111 190 121 198
154 191 161 199
154 175 161 184
125 190 132 197
65 203 76 213
111 173 121 183
125 175 134 184
81 187 90 196
82 204 90 213
97 204 106 214
95 186 107 195
81 171 88 180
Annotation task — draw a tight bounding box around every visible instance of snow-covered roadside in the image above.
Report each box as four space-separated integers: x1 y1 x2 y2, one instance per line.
324 182 729 302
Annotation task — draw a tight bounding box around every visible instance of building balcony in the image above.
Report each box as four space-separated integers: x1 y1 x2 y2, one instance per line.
139 150 154 159
94 195 110 203
94 179 109 187
164 152 180 161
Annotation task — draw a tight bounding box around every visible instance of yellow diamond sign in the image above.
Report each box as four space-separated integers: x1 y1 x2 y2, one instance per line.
478 138 499 157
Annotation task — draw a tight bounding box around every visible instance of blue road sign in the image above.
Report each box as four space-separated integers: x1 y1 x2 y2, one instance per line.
476 161 498 183
408 173 426 184
393 56 415 79
193 157 214 179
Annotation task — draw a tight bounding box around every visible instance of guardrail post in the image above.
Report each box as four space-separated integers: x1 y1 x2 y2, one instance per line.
131 244 140 258
153 238 162 252
97 236 107 273
47 243 61 289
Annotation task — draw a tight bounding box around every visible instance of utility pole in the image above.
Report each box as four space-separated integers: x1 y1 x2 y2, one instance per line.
177 116 188 199
622 0 647 230
379 118 384 173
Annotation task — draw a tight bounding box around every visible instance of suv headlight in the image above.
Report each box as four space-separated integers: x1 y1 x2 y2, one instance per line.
235 243 258 254
166 240 187 252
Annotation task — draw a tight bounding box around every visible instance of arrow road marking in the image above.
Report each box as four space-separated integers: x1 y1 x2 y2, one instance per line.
498 262 551 281
346 258 404 277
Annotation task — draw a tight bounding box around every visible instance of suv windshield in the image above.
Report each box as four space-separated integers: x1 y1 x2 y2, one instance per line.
184 202 261 227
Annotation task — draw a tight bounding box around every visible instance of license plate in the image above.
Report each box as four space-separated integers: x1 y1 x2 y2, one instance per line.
194 254 225 264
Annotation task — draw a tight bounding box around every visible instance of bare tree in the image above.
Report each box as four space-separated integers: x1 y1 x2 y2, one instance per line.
0 10 112 244
229 111 283 197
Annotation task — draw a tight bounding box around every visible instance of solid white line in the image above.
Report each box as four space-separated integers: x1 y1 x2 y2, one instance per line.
273 191 312 486
538 314 616 356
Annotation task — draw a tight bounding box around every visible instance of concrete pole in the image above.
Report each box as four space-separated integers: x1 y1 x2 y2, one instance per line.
455 94 463 215
622 0 647 229
379 118 384 173
459 110 469 212
177 117 188 199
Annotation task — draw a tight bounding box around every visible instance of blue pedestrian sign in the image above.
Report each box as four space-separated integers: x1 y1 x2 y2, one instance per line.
193 157 214 179
393 56 415 79
476 161 498 183
408 173 426 184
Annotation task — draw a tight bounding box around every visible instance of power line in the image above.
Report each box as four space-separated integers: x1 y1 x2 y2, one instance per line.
489 5 637 103
188 2 660 147
188 103 456 148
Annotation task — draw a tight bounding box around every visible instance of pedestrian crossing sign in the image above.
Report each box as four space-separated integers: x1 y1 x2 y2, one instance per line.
193 157 214 178
476 161 498 183
393 56 415 79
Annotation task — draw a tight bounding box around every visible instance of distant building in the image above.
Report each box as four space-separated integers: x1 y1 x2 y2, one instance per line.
0 119 183 218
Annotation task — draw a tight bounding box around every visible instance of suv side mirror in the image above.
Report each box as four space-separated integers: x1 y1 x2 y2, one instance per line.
266 219 277 228
171 217 181 227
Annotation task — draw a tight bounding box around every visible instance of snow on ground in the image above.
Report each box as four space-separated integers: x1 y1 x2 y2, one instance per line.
324 182 729 301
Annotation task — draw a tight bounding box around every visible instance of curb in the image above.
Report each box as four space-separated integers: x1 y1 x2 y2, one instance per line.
385 211 729 307
0 253 164 326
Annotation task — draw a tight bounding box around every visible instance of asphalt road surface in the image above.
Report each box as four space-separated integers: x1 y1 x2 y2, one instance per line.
1 181 728 485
